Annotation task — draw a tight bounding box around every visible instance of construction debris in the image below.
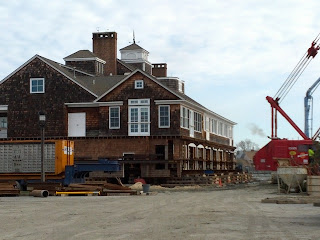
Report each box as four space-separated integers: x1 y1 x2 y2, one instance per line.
30 190 49 198
27 182 62 196
56 191 100 196
261 195 317 204
60 182 137 196
161 173 252 187
0 181 20 196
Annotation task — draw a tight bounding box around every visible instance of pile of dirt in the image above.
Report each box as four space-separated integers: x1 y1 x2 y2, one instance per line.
150 185 166 190
129 182 143 190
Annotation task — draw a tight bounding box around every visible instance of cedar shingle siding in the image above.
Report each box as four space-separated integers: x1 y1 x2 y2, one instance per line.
0 31 236 180
0 57 95 137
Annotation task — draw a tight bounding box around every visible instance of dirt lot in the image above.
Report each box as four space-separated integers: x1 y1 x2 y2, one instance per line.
1 183 320 240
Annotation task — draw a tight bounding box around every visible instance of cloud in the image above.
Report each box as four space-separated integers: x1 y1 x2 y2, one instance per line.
1 0 320 149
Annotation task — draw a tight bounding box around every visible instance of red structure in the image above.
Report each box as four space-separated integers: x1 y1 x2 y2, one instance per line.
253 96 313 171
254 139 312 171
254 36 320 171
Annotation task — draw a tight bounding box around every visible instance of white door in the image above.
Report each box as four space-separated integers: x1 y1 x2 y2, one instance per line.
68 113 86 137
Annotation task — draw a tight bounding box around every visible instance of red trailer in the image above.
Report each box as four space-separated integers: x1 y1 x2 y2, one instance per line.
254 139 312 171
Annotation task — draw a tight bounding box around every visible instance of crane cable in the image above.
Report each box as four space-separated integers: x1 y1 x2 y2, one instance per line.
274 52 308 100
274 33 320 103
278 57 313 103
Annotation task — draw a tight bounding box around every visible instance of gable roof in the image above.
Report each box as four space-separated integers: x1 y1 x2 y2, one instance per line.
92 67 236 125
0 54 98 98
63 50 106 64
74 75 127 96
40 56 126 96
0 54 236 125
94 68 183 103
244 151 257 160
120 43 149 53
64 50 98 59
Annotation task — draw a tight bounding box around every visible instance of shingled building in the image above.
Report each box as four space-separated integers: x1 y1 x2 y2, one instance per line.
0 32 236 183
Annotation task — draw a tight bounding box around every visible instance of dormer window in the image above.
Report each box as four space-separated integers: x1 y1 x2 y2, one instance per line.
135 80 144 89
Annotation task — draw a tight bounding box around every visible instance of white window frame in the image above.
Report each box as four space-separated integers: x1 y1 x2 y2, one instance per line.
109 106 120 129
158 105 170 128
129 99 149 105
178 81 183 92
180 106 189 129
205 116 210 132
212 119 217 134
194 111 202 132
30 78 45 93
218 122 223 135
134 80 144 89
0 117 7 128
224 124 228 137
228 125 233 138
128 99 150 136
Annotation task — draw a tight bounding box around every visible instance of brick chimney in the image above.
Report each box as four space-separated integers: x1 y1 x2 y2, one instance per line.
92 32 117 76
152 63 167 77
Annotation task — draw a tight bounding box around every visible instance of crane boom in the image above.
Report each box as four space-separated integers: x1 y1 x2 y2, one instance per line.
275 39 320 103
268 35 320 139
267 96 309 140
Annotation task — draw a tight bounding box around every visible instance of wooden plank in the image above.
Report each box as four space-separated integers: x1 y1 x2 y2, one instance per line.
105 192 131 196
0 190 20 196
102 189 137 196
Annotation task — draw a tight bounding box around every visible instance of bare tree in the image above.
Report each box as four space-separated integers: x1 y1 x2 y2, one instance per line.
236 139 259 152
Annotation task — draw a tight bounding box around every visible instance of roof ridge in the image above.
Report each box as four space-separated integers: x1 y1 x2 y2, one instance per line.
120 43 149 52
64 50 98 60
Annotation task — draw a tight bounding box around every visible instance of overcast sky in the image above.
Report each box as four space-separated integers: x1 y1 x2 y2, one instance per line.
1 0 320 148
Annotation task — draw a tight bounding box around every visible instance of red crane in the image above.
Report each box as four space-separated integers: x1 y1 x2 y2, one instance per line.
270 35 320 139
254 34 320 171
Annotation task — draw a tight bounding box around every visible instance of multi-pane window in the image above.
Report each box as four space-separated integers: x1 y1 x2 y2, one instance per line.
109 107 120 129
30 78 45 93
224 124 228 137
159 105 170 128
212 119 217 134
140 108 149 132
218 122 223 135
205 116 210 132
178 81 183 92
228 126 233 138
130 108 139 133
135 80 144 89
128 99 150 136
96 62 104 74
194 112 202 132
0 117 7 128
180 106 189 128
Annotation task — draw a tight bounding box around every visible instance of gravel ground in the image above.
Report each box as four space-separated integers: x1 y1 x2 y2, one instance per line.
0 183 320 240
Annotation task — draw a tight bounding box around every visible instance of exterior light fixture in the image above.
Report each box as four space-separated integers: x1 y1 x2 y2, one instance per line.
39 111 46 182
